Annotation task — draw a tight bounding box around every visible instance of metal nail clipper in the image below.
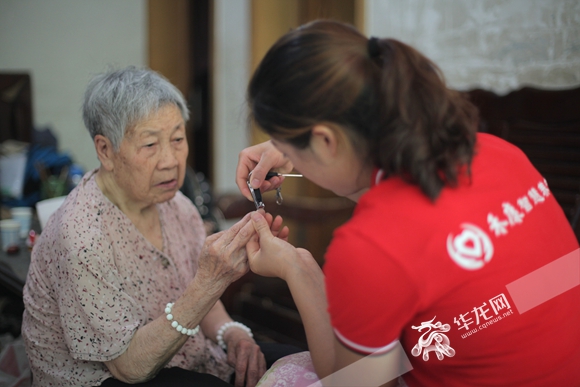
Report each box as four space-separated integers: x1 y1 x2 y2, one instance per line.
247 171 303 210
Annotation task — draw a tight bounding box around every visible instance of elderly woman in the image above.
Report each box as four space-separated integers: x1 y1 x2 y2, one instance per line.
21 67 291 387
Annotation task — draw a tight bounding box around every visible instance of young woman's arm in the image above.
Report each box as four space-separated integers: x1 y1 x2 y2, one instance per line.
247 212 335 376
247 212 404 386
330 338 402 387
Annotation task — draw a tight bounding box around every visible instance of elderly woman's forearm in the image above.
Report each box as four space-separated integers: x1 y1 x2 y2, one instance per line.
105 318 188 383
104 276 225 382
200 300 231 342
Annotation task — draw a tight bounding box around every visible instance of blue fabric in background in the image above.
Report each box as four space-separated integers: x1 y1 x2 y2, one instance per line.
2 144 72 208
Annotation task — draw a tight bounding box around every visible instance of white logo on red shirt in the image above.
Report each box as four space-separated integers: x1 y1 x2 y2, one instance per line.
411 317 455 361
487 179 550 237
447 224 494 270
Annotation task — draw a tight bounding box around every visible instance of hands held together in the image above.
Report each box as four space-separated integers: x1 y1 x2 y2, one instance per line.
196 210 291 289
193 141 314 387
196 210 304 387
193 211 292 387
198 139 307 292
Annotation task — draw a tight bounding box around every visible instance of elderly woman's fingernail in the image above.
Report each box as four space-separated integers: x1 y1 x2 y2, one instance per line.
251 179 260 188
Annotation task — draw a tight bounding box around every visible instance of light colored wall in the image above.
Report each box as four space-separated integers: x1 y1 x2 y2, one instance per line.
212 0 251 194
0 0 147 172
365 0 580 94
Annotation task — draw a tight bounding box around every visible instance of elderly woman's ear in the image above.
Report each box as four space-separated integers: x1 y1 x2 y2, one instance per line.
94 134 116 171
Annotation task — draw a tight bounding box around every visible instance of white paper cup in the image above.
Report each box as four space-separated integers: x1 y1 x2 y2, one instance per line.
36 196 66 230
11 206 33 239
0 219 20 252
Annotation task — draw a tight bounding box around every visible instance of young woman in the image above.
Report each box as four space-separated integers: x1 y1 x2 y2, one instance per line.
238 20 580 386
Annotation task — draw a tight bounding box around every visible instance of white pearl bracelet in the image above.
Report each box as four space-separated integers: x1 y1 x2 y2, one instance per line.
216 321 253 350
165 302 200 336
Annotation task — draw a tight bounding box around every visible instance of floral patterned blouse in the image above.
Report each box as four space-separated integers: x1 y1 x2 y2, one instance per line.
22 170 233 386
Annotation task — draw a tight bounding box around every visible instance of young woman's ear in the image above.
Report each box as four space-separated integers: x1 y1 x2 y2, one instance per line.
94 135 115 171
310 124 339 161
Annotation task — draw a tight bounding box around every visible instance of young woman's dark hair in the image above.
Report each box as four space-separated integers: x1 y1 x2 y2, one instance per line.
248 20 479 201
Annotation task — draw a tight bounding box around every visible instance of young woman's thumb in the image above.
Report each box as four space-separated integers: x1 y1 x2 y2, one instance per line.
251 212 269 235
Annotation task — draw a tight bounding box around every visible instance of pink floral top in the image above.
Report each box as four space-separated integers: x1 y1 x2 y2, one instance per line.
22 170 233 386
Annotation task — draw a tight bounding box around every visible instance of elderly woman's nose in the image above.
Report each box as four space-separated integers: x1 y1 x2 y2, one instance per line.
158 143 180 168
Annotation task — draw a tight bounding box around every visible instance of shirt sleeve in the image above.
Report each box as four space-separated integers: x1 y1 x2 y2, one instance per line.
324 227 420 355
57 238 145 362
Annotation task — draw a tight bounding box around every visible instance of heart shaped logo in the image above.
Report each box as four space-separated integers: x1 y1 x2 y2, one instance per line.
447 223 494 270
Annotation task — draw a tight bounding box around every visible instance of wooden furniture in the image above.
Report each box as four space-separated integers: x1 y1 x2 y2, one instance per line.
467 86 580 241
0 74 33 144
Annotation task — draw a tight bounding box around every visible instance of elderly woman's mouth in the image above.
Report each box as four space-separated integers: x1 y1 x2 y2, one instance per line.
156 179 178 189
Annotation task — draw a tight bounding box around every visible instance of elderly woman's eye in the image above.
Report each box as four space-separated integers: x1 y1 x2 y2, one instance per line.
144 143 157 148
173 137 185 143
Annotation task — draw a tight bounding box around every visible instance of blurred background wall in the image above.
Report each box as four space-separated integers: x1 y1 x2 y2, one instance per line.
365 0 580 93
0 0 147 174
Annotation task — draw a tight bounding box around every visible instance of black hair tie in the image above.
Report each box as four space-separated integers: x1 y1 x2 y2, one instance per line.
367 37 381 59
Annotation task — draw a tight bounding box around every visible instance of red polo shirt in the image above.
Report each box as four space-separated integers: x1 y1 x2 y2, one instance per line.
325 133 580 386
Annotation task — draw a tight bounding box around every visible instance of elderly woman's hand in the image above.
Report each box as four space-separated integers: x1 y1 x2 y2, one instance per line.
195 213 257 295
224 329 266 387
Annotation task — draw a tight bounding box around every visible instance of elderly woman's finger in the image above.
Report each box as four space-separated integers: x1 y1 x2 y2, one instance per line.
227 340 249 387
258 350 267 381
229 339 265 387
229 217 258 250
245 345 265 387
215 213 252 247
225 213 252 235
233 350 249 387
196 214 257 286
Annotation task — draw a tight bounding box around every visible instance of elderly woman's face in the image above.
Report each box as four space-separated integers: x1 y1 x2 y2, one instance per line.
111 104 188 206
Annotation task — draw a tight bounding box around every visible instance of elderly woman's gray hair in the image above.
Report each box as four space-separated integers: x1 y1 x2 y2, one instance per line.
83 66 189 151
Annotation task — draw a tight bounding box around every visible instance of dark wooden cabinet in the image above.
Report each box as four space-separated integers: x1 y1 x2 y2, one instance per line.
0 74 33 144
467 86 580 241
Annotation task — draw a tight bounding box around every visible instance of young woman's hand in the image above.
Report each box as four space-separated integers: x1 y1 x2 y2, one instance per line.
246 212 311 281
236 140 294 201
262 211 289 242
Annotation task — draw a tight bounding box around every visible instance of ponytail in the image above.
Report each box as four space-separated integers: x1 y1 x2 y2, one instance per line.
370 38 478 200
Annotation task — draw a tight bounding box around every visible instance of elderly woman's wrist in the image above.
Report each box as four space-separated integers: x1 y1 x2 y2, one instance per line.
217 321 254 350
189 272 230 300
164 303 200 336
